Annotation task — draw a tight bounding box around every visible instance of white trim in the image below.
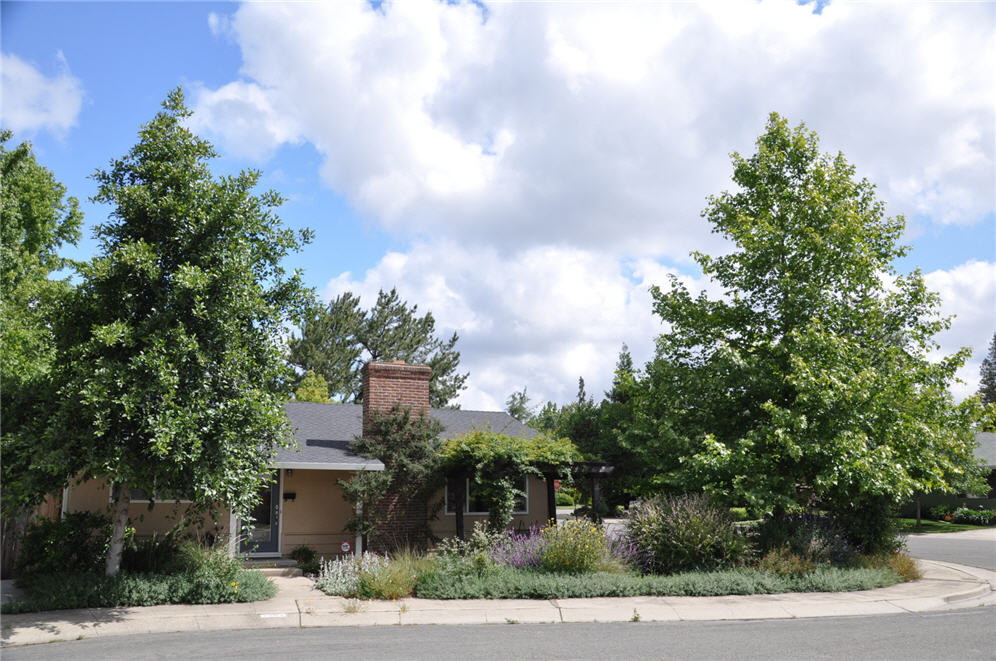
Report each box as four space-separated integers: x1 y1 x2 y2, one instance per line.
61 485 71 518
355 502 363 556
228 511 238 557
276 469 284 557
445 476 529 516
272 462 385 471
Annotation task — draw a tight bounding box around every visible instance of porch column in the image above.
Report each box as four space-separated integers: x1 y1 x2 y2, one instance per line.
590 472 601 523
355 502 364 555
545 473 557 524
455 473 467 540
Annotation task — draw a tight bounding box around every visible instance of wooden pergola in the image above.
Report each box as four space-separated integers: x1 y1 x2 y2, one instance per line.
449 460 614 539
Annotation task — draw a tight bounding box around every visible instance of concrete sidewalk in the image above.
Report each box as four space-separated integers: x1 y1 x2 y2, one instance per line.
3 559 994 647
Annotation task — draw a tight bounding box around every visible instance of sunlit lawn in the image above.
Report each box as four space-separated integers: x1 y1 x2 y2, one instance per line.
896 518 995 534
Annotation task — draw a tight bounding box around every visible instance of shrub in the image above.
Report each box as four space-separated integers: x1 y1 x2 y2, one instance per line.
290 544 318 564
121 530 183 574
950 507 996 526
833 499 901 555
16 512 112 580
315 553 388 596
860 552 922 582
626 494 753 574
556 491 574 507
927 505 953 521
540 519 606 573
413 565 901 600
490 526 545 569
756 513 855 564
757 546 820 577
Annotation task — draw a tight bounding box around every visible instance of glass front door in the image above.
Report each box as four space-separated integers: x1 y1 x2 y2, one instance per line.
240 473 280 555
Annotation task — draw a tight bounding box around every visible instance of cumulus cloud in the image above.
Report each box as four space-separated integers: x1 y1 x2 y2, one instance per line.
194 1 993 407
1 52 83 136
323 241 717 410
196 0 993 257
925 260 996 401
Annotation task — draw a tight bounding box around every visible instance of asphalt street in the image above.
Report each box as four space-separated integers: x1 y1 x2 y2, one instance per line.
904 531 996 571
5 608 994 661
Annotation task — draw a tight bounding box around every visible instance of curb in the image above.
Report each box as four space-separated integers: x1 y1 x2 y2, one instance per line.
3 560 994 647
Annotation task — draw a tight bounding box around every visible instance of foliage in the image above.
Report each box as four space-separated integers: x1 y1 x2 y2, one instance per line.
290 544 319 564
339 405 443 543
489 526 546 569
20 89 311 576
294 371 332 403
895 518 993 533
355 549 433 600
413 565 901 600
626 494 753 574
315 553 389 596
1 131 83 517
438 429 579 529
860 552 922 582
505 388 533 422
2 567 274 614
288 288 468 408
621 113 985 550
980 333 996 405
757 546 820 577
16 512 112 580
540 519 607 573
121 529 184 574
950 507 996 526
755 513 857 563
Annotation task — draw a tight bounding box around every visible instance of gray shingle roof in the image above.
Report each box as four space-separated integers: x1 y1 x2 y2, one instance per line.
976 432 996 468
275 402 539 470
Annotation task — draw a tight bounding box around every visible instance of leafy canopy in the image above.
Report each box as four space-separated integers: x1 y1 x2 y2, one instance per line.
289 288 467 408
0 131 83 515
439 428 579 529
629 113 983 539
26 89 313 572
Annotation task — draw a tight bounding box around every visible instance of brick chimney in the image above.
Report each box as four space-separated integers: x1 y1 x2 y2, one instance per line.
361 360 432 436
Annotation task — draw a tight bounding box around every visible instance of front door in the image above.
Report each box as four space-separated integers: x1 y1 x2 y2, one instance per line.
240 473 280 555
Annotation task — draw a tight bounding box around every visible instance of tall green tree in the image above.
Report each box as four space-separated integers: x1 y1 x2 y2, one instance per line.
26 89 313 576
289 288 467 407
505 387 533 422
979 333 996 405
628 113 983 551
0 132 83 571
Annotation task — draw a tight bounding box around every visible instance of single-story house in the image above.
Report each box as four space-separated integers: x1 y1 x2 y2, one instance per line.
900 431 996 517
57 361 554 559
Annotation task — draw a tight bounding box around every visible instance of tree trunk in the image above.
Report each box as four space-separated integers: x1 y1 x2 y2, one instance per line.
105 484 132 577
915 492 922 528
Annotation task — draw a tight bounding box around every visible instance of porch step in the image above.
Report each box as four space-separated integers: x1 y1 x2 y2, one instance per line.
242 558 302 576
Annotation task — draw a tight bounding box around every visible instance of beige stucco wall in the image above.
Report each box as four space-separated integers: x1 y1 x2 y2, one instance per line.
64 478 230 542
279 469 356 558
429 475 551 539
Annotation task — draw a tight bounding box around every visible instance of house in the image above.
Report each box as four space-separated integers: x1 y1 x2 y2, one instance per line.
900 431 996 517
57 361 553 559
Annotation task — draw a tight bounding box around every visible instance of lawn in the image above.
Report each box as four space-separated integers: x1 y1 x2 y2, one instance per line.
896 518 995 534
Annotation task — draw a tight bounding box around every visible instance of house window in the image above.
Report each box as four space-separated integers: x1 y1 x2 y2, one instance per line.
445 476 529 515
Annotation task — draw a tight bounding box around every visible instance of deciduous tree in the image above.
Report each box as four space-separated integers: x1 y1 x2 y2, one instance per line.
32 90 312 576
629 113 984 551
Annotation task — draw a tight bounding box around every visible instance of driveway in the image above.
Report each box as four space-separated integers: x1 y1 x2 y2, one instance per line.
904 528 996 571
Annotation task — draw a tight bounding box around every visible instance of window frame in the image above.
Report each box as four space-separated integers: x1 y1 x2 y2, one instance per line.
444 476 530 516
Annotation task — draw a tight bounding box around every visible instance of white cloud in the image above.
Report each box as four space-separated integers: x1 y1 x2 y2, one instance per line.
322 241 702 409
925 260 996 401
196 0 993 257
1 52 83 136
194 1 994 407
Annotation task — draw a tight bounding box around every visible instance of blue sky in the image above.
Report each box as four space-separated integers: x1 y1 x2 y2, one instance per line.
3 1 993 408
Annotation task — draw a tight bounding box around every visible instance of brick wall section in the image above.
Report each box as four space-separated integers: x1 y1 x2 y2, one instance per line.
361 361 432 437
360 361 433 550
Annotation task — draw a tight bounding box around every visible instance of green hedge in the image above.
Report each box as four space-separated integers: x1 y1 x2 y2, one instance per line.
414 566 901 600
2 568 275 614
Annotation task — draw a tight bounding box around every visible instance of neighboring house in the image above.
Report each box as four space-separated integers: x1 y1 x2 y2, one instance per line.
58 361 551 559
900 431 996 517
